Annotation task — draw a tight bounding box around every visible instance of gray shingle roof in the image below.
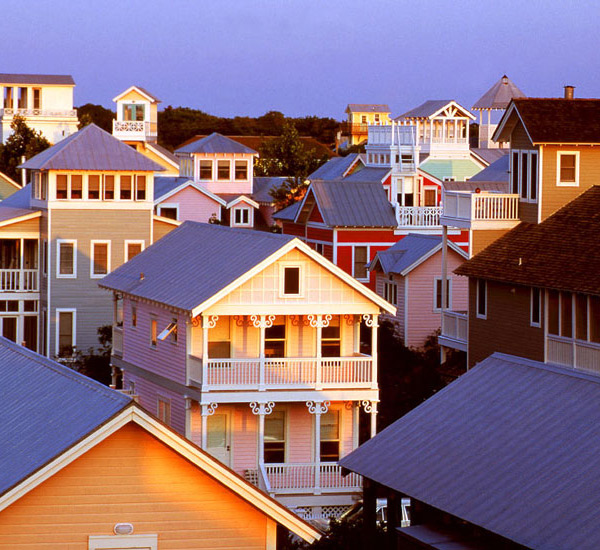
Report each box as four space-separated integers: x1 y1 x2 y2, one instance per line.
20 124 164 171
308 180 397 228
100 222 295 311
343 166 390 183
371 234 443 275
308 154 361 181
0 73 75 86
341 353 600 550
396 100 453 120
253 176 287 203
346 104 390 113
176 133 258 155
472 75 525 110
0 338 131 496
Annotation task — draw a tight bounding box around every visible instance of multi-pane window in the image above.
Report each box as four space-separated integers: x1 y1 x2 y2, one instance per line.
322 315 341 357
120 176 132 200
435 278 451 310
265 316 285 358
58 310 75 357
558 152 579 186
320 410 340 461
199 160 212 180
57 240 76 277
383 278 397 306
264 410 285 463
88 175 101 200
123 104 145 121
476 279 487 318
91 241 109 277
283 266 300 295
217 160 230 180
511 150 538 201
353 246 368 280
548 290 599 343
233 208 250 225
235 160 248 180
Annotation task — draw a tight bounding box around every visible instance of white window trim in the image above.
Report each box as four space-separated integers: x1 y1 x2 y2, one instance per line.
433 277 452 312
103 174 115 201
264 407 288 463
198 158 214 181
352 245 370 282
119 175 134 201
476 279 487 319
87 173 102 201
512 150 539 203
55 308 76 357
56 239 77 279
232 206 252 227
125 239 145 262
556 150 580 187
90 240 111 279
89 534 158 550
279 264 303 298
234 159 249 181
530 287 541 328
383 279 398 307
217 159 232 180
157 203 179 220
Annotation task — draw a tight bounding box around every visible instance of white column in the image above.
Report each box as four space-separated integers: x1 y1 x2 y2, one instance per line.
184 397 192 439
442 225 448 313
363 314 379 389
250 402 274 466
352 402 360 449
442 120 446 142
201 402 218 450
202 316 210 388
307 401 329 495
454 120 458 143
259 315 266 390
316 315 323 390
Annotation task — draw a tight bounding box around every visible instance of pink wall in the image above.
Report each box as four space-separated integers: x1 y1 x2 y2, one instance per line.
157 185 222 223
122 297 187 385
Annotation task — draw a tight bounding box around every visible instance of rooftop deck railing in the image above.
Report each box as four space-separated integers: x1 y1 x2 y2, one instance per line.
442 191 519 223
112 120 158 139
0 108 77 117
396 205 442 228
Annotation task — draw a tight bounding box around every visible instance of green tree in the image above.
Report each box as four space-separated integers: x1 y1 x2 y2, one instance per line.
76 103 115 132
0 115 51 181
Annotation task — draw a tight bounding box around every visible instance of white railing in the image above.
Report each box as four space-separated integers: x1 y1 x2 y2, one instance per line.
547 335 600 374
442 191 519 222
441 310 468 343
264 463 362 494
431 136 468 144
0 108 77 117
113 326 123 357
396 205 442 227
368 124 416 146
0 269 38 292
113 120 157 138
198 356 373 390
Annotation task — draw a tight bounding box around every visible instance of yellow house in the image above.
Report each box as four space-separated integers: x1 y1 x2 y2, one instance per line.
343 104 391 146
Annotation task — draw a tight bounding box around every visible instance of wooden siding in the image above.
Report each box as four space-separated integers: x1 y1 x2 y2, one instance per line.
49 209 152 355
470 229 510 256
306 226 333 243
308 205 324 223
540 145 600 221
157 185 222 223
153 217 178 241
510 122 533 149
0 423 273 549
336 229 396 243
123 298 187 385
519 201 538 224
281 222 305 238
468 279 544 367
0 216 40 235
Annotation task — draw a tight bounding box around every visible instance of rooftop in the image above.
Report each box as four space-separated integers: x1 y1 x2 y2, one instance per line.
0 73 75 86
346 104 390 113
472 75 525 110
176 132 258 155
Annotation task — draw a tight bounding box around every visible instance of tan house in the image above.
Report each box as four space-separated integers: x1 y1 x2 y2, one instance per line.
342 104 391 146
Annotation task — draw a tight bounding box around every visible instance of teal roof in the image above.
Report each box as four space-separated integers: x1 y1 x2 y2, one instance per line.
419 158 482 182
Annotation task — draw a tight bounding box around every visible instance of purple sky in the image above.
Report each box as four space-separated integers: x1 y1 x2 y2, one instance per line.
2 0 597 120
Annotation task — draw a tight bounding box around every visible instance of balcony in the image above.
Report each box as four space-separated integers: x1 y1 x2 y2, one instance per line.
113 326 123 357
0 108 77 118
112 120 158 141
396 205 442 228
368 125 417 146
441 191 520 229
547 335 600 374
0 269 38 292
339 122 369 136
439 310 468 352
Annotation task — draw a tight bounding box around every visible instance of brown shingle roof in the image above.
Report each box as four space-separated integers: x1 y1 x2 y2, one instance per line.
512 98 600 143
455 186 600 296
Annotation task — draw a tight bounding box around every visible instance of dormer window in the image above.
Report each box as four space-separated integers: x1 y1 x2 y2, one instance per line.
218 160 230 180
233 208 250 225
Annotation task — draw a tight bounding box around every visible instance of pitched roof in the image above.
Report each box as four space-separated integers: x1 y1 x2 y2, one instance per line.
472 75 525 110
455 186 600 295
20 124 164 171
396 100 452 119
146 142 179 166
470 147 508 166
0 171 20 200
100 222 295 311
0 73 75 86
0 338 131 496
467 154 510 183
308 154 362 180
371 234 466 275
272 201 301 222
343 166 391 183
419 158 483 182
252 176 287 203
153 176 226 206
346 104 390 113
0 184 39 225
503 98 600 143
303 180 397 228
341 353 600 550
175 133 258 155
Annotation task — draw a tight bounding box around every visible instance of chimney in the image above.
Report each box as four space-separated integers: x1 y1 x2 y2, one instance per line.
564 85 575 99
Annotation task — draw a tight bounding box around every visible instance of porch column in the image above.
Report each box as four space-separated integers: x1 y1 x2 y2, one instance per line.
184 397 192 439
442 119 446 142
363 314 379 390
202 315 218 388
307 401 329 495
442 225 448 316
352 402 360 450
200 402 218 450
308 314 331 391
362 400 378 438
250 401 274 465
251 315 274 391
453 119 458 143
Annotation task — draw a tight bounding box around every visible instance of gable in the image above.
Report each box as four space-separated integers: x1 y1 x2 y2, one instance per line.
118 89 151 103
308 204 324 223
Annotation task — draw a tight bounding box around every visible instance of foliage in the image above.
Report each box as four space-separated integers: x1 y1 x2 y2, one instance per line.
77 103 115 132
0 116 51 181
67 325 113 386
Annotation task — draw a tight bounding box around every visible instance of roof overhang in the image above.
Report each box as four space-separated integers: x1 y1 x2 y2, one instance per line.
153 214 182 226
154 180 227 207
112 85 160 104
400 241 468 277
0 210 41 229
492 101 533 144
145 143 180 170
225 195 260 209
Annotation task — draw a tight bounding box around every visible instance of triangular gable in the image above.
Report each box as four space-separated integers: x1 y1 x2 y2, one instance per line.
493 100 534 144
155 180 227 207
0 404 320 543
429 100 476 121
308 203 324 223
112 85 160 104
225 195 260 210
294 185 322 225
399 241 468 276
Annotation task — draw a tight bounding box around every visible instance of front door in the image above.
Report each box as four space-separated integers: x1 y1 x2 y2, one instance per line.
207 412 231 467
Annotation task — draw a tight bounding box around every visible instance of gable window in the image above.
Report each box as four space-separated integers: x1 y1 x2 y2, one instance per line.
264 410 285 463
353 246 368 280
158 204 178 220
126 240 144 261
57 240 76 278
383 276 397 306
476 279 487 319
282 266 301 296
90 241 110 278
103 175 115 200
217 160 230 180
136 175 146 200
531 287 541 327
88 175 101 200
265 316 285 358
157 397 171 425
199 160 213 179
233 207 250 225
322 315 341 357
434 278 451 310
320 410 340 461
120 175 132 200
57 309 75 357
557 152 579 186
235 160 248 180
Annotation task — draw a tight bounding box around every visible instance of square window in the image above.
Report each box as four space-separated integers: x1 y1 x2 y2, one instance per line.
199 160 212 179
217 160 230 180
235 160 248 180
283 266 300 295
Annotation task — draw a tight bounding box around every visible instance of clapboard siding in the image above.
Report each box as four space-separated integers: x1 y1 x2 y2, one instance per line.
157 185 222 223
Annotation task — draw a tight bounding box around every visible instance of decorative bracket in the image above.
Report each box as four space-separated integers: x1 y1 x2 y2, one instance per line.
250 401 275 415
202 315 219 329
191 315 201 327
361 400 377 414
307 314 332 329
343 314 355 326
201 402 218 416
306 400 330 415
362 314 378 328
250 315 276 329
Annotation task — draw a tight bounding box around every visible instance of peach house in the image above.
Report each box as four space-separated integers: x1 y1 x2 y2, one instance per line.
100 222 395 521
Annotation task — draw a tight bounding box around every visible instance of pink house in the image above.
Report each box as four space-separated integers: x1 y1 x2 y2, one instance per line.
370 233 468 348
101 221 395 521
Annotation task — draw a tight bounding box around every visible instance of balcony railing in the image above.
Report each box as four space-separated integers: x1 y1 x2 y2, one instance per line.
442 191 519 227
547 335 600 374
261 463 362 495
339 122 369 135
396 205 442 228
368 125 417 146
187 355 374 390
112 120 158 140
0 269 38 292
0 108 77 118
440 310 468 350
431 136 468 144
113 326 123 357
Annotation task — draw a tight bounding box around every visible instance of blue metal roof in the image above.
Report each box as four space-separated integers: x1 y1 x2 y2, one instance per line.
343 166 390 183
176 133 258 155
396 100 453 120
371 234 443 275
468 154 510 183
253 176 287 203
153 176 194 201
20 124 164 171
0 338 131 496
100 222 295 311
273 201 301 222
308 154 361 181
341 353 600 550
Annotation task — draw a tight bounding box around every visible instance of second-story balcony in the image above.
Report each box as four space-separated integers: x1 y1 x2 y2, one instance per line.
0 108 78 119
439 310 468 352
112 120 158 141
441 190 520 229
396 205 442 228
0 269 38 292
368 124 417 146
339 122 369 136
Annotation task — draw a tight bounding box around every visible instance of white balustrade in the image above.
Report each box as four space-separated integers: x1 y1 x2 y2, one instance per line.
0 269 38 292
0 108 77 117
264 463 362 494
367 124 416 146
442 191 519 223
441 310 468 343
547 335 600 374
112 120 157 138
396 206 442 228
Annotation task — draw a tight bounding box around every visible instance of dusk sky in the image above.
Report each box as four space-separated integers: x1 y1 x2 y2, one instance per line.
2 1 597 119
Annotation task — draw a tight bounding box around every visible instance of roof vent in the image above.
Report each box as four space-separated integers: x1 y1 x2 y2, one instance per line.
564 85 575 99
502 75 508 85
140 272 145 281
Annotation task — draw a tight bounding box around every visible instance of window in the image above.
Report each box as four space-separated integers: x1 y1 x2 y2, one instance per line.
158 318 178 344
353 246 368 280
511 152 519 194
3 87 13 109
104 175 115 200
56 174 68 199
91 241 110 277
150 317 158 348
217 160 230 180
520 153 528 199
157 397 171 425
235 160 248 180
125 240 144 261
265 316 285 358
322 315 341 357
530 287 541 327
208 316 231 358
264 410 285 463
57 309 75 357
424 188 437 206
71 175 83 199
383 277 397 306
57 240 76 278
511 150 538 201
89 534 158 550
320 410 340 461
120 175 132 200
435 278 451 311
199 160 213 180
33 88 41 110
476 279 487 319
42 240 47 276
123 103 145 121
88 175 101 200
315 242 324 255
283 266 300 295
557 152 579 186
233 207 250 225
131 302 137 327
17 87 27 109
136 175 146 200
158 204 178 220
